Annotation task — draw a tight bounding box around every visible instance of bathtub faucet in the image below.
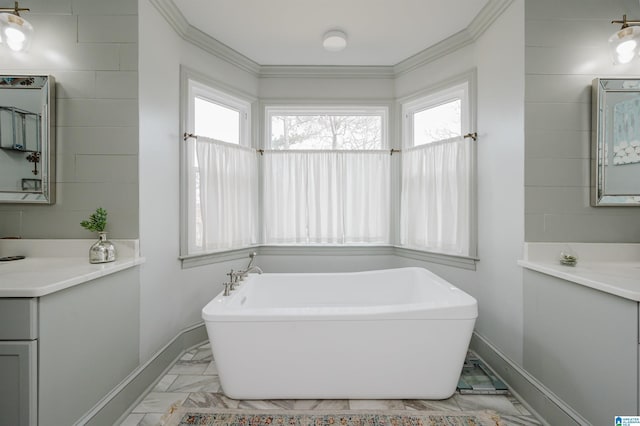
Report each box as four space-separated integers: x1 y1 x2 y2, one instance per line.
246 251 257 269
237 265 263 281
236 252 262 280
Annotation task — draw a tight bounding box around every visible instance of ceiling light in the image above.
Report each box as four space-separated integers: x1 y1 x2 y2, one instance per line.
609 15 640 65
323 30 347 52
0 2 33 52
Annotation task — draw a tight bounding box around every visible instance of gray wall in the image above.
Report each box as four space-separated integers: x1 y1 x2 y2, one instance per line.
525 0 640 242
0 0 138 239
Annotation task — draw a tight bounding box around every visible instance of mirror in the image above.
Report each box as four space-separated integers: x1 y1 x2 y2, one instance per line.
0 75 55 204
591 78 640 206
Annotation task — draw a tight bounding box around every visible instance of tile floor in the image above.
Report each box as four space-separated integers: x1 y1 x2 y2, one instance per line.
119 343 543 426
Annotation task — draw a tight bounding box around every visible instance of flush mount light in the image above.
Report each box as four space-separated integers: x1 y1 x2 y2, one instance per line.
609 14 640 64
322 30 347 52
0 1 33 52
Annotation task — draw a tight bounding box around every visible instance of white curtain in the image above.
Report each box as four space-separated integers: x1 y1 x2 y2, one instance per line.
194 139 258 252
263 151 390 244
400 137 471 256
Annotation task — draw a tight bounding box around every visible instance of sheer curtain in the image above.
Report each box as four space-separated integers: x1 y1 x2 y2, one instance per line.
400 137 472 256
263 151 390 244
194 138 258 251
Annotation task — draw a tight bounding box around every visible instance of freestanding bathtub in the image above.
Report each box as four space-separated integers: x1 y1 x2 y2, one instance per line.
202 267 477 400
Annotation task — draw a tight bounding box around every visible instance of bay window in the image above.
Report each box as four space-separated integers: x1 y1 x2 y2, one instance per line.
181 70 476 263
182 75 257 255
262 107 390 245
400 78 476 257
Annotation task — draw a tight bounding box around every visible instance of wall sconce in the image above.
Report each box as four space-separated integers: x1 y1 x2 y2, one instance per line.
0 1 33 52
610 14 640 64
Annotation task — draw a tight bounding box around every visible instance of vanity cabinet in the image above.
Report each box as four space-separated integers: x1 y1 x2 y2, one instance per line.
0 299 38 426
523 269 638 426
0 267 140 426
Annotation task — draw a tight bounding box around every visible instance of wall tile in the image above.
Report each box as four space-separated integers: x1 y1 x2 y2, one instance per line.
72 0 137 16
74 154 138 183
525 18 612 49
28 0 73 15
0 210 23 238
27 15 78 45
20 204 137 238
54 71 96 99
525 0 640 243
525 158 589 187
524 213 545 242
525 186 592 214
525 46 633 75
525 102 590 132
525 0 628 20
525 130 590 159
0 44 121 72
96 71 138 99
78 15 138 43
541 213 640 243
57 99 138 127
55 154 77 183
54 182 138 211
0 0 138 239
119 44 138 71
57 126 139 155
525 74 592 104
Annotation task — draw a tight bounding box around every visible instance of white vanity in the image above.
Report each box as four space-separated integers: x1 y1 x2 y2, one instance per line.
0 239 144 426
519 243 640 426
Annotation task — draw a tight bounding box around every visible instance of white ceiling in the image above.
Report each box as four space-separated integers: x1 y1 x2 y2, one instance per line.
172 0 490 66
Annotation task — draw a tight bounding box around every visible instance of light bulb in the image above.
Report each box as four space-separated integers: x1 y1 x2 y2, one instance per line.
616 39 637 54
617 50 635 64
0 12 33 52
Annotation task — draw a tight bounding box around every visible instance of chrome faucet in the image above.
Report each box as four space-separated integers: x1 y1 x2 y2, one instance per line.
223 281 233 296
238 265 263 280
246 251 257 269
226 269 239 290
237 252 262 280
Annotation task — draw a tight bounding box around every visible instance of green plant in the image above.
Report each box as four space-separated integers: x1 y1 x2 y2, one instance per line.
80 207 108 233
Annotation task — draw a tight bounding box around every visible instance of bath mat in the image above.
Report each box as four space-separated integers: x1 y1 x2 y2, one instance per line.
162 408 502 426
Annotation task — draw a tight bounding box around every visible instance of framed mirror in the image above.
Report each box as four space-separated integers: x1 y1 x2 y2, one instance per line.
0 75 55 204
591 78 640 206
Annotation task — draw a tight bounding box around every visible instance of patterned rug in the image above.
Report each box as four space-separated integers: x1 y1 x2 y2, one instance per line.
162 408 502 426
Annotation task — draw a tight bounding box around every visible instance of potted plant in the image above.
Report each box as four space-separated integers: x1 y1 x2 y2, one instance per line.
81 207 116 263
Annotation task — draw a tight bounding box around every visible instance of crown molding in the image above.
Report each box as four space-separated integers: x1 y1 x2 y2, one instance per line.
467 0 514 39
148 0 188 36
150 0 513 80
392 29 474 77
393 0 513 76
148 0 261 77
258 65 395 79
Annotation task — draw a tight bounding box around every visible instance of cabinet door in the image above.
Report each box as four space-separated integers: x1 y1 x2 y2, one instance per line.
0 341 37 426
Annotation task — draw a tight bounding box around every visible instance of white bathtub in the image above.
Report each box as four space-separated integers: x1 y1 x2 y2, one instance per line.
202 267 477 400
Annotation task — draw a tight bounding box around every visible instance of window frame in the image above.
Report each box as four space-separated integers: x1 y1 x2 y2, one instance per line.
264 105 389 150
188 81 251 148
402 81 470 149
179 67 256 258
399 71 478 258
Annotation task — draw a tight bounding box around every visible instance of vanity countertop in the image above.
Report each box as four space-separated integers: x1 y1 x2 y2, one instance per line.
519 243 640 301
0 239 144 298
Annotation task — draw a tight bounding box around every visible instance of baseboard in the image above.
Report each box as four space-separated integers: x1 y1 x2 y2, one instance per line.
75 323 208 426
470 333 590 426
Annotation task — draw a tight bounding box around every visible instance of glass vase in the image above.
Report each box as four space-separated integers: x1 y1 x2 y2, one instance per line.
89 232 116 264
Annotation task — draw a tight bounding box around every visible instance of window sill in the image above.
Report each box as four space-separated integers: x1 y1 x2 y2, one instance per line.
180 244 478 271
179 246 260 269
